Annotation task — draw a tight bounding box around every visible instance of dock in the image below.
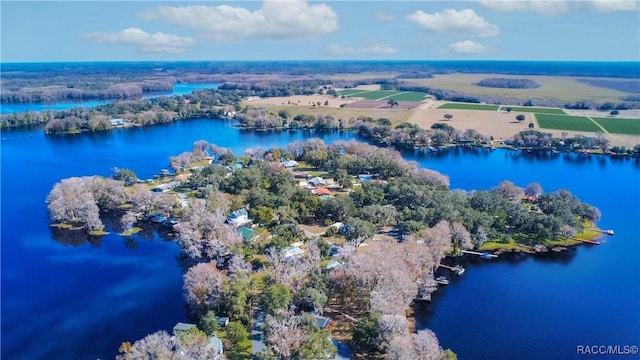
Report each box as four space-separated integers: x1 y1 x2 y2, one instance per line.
438 264 457 271
459 250 498 258
590 228 614 236
570 237 600 245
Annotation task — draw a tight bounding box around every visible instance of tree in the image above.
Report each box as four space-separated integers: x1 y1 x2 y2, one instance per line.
387 98 398 108
443 114 453 121
116 331 177 360
352 313 381 354
524 182 543 198
505 107 512 113
264 311 306 359
610 110 619 117
324 100 330 107
183 262 226 316
260 284 291 315
46 177 104 232
199 310 220 336
516 114 526 122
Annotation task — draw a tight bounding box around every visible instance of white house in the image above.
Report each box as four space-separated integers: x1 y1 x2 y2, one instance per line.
227 208 250 226
282 245 305 259
308 176 326 187
282 160 299 168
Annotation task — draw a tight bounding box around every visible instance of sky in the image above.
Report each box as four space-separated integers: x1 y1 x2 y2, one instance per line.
1 0 639 62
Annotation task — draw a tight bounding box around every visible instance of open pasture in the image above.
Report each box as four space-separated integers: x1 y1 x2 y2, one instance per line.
338 89 427 101
504 106 566 115
438 103 499 111
406 73 636 104
591 117 640 135
535 113 602 132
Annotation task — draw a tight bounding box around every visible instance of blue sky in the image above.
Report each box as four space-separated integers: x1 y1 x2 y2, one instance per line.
1 1 639 62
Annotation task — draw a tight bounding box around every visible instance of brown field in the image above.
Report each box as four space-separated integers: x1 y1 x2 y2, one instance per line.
404 73 635 104
244 95 640 147
243 94 416 123
345 100 423 110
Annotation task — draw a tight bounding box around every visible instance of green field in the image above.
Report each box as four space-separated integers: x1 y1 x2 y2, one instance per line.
438 103 500 111
504 106 566 115
535 113 603 132
591 117 640 135
338 89 427 101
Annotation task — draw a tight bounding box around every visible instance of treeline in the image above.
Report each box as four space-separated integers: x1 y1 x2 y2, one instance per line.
0 80 174 103
476 78 540 89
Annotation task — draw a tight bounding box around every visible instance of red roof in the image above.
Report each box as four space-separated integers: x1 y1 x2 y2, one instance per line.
313 187 331 196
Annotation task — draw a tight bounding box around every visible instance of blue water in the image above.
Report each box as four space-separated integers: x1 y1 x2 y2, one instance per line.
1 119 639 359
0 83 220 114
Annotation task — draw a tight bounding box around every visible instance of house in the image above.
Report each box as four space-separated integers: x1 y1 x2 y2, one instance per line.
282 160 299 168
325 260 342 270
230 163 243 171
227 208 250 226
110 118 125 126
312 315 332 329
150 180 180 193
173 322 197 334
217 316 230 327
313 187 331 196
308 176 326 187
207 335 224 359
238 226 255 241
282 245 305 259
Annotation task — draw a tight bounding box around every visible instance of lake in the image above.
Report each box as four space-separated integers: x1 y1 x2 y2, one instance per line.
1 118 638 359
0 83 220 114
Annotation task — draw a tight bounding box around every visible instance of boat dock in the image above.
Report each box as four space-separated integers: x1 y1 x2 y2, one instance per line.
590 228 614 236
570 237 600 245
459 250 498 258
438 264 466 276
438 264 457 271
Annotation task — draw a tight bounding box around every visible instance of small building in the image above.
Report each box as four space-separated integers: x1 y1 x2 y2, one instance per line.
217 316 230 327
282 160 299 168
227 208 250 226
238 226 255 241
312 315 332 329
110 118 125 126
282 245 305 259
150 180 180 193
173 322 197 334
308 176 326 187
313 187 331 196
325 260 342 270
207 335 224 359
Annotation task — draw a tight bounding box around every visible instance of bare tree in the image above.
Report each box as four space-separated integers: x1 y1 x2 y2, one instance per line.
191 140 210 161
524 182 543 198
264 310 306 359
46 177 104 231
412 329 443 360
175 200 241 260
183 262 226 316
116 331 177 360
494 180 524 201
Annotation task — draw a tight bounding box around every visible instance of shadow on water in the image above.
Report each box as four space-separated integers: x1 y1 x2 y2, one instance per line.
50 226 104 247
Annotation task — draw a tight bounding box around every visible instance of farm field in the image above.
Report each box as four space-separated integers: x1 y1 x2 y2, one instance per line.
338 89 427 101
405 73 637 104
591 117 640 135
438 103 500 111
535 113 603 132
504 106 566 114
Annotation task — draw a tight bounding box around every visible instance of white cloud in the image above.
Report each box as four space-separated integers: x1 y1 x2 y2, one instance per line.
406 9 500 38
375 11 395 22
582 0 639 12
328 42 397 56
476 0 569 15
80 28 195 54
476 0 638 14
138 0 338 42
448 40 489 55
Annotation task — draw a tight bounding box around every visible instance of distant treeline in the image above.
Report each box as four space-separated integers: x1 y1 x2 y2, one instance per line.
0 80 174 103
476 78 540 89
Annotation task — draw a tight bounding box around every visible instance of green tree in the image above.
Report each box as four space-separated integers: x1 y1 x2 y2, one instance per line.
516 114 526 122
443 113 453 121
199 310 220 336
249 205 274 225
610 109 619 117
260 284 291 315
352 313 381 354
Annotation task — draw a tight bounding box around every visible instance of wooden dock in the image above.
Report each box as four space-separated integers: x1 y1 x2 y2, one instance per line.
459 250 498 258
438 264 457 271
570 237 600 245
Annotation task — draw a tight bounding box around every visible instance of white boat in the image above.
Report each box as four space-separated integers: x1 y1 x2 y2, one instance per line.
454 265 466 276
436 276 449 285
